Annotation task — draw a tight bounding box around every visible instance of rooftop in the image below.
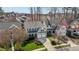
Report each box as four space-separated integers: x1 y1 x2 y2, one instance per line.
24 21 43 29
0 22 21 30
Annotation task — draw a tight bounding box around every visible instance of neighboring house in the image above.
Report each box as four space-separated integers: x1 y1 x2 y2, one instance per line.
46 16 58 36
0 12 17 22
66 19 79 38
70 19 79 26
0 22 21 30
0 15 6 22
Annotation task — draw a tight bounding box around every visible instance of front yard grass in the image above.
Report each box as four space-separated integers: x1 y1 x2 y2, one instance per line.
0 47 6 51
41 48 47 51
47 36 55 42
22 40 44 51
47 36 55 41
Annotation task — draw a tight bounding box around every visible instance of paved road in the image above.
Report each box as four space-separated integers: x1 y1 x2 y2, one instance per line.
67 39 78 47
69 46 79 51
56 38 79 51
70 38 79 45
57 46 79 51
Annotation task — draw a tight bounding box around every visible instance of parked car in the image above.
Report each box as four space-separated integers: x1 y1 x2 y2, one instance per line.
66 19 79 38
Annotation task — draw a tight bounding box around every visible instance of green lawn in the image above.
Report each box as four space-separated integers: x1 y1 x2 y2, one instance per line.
0 40 44 51
22 40 44 51
0 48 6 51
41 48 47 51
47 36 55 41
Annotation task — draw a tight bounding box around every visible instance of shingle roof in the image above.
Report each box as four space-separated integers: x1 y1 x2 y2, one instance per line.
0 22 21 30
24 21 43 29
70 19 79 25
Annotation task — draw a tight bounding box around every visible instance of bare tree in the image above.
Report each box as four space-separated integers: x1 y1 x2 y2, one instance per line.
0 28 27 51
10 28 27 51
30 7 36 21
62 7 69 19
50 7 57 19
30 7 33 21
72 7 78 19
53 7 57 19
62 7 74 19
62 7 66 17
0 30 10 50
0 7 3 13
37 7 41 21
30 7 41 21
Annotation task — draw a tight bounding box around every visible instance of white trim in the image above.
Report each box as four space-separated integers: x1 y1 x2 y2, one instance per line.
9 24 20 29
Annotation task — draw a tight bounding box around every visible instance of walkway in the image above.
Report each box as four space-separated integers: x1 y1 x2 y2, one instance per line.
33 47 46 51
42 38 56 51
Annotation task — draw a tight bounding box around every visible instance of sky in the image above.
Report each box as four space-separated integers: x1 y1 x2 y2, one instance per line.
2 7 30 13
2 7 63 14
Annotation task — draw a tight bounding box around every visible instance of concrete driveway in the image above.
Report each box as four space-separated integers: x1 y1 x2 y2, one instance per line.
41 38 56 51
